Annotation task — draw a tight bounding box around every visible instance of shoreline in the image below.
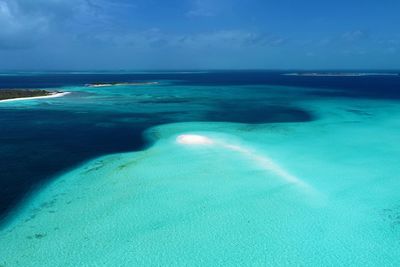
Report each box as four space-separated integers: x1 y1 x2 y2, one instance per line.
0 92 71 103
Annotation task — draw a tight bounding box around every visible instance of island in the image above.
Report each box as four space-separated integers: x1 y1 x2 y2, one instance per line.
0 89 70 102
283 72 400 77
86 81 159 87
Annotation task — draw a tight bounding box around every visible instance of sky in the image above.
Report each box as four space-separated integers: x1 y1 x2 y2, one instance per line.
0 0 399 70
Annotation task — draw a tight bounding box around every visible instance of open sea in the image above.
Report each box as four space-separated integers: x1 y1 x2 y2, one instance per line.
1 71 400 266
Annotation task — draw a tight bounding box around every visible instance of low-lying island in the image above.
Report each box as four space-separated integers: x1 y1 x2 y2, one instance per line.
86 81 159 87
0 89 70 102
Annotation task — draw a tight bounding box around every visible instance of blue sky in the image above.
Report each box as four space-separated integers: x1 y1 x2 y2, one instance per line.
0 0 399 70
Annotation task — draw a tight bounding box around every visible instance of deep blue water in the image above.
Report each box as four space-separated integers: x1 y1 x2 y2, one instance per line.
0 71 399 222
1 70 400 98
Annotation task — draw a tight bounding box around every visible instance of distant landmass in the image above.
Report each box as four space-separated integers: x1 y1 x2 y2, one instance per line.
86 82 159 87
283 72 400 77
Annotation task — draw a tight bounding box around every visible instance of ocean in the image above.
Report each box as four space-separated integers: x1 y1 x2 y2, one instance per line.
1 71 400 266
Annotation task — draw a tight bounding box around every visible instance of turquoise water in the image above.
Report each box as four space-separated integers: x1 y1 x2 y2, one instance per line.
1 74 400 266
0 77 313 219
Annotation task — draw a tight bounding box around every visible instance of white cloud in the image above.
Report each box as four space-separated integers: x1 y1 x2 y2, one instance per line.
174 30 287 49
0 0 50 48
85 29 287 51
0 0 105 49
186 0 218 17
341 30 369 42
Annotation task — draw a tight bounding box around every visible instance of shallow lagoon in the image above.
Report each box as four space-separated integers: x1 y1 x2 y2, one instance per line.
0 77 314 219
1 73 400 266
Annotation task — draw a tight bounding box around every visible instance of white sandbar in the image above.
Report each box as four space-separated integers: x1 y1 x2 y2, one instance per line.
176 134 214 145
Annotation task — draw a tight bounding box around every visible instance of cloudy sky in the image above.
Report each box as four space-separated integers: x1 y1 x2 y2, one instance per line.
0 0 399 70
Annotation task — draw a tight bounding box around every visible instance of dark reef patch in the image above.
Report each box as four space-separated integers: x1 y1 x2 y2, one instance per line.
345 109 372 117
26 233 47 240
138 98 193 104
382 204 400 230
208 102 314 124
